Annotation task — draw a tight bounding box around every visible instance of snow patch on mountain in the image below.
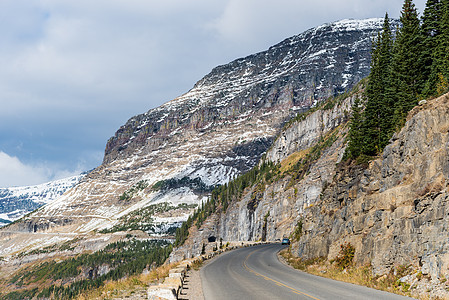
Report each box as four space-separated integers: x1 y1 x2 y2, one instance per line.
0 175 84 226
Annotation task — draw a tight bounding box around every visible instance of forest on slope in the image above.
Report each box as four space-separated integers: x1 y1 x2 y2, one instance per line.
346 0 449 160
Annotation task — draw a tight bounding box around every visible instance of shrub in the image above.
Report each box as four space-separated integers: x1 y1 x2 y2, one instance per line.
437 73 449 95
291 219 303 242
333 242 355 270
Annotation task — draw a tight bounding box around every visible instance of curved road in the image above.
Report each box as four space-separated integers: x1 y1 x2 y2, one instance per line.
201 244 413 300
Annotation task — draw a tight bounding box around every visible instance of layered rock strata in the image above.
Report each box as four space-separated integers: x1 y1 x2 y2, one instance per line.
299 93 449 281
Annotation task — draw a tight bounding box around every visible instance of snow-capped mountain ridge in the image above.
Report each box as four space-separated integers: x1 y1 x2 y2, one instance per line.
0 175 84 227
104 18 396 165
71 18 388 232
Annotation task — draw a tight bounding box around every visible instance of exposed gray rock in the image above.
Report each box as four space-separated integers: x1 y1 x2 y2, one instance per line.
297 93 449 298
172 89 449 299
170 93 356 263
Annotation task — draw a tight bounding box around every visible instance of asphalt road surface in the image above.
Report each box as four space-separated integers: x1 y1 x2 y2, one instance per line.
201 243 413 300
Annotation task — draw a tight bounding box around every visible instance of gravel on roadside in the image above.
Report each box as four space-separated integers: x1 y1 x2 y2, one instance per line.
178 267 204 300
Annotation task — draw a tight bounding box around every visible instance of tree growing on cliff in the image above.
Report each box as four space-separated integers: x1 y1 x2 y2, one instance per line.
362 13 395 155
421 0 449 96
345 14 394 159
442 0 449 73
346 0 449 161
421 0 443 96
390 0 424 128
435 0 449 92
345 96 364 160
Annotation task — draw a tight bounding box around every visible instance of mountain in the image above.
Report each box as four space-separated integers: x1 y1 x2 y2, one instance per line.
2 14 448 299
170 86 359 258
170 82 449 298
0 175 84 227
104 18 385 165
0 18 388 257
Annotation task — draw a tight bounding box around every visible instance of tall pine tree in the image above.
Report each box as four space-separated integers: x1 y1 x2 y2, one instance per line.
361 13 394 156
345 95 364 159
435 0 449 93
421 0 443 96
390 0 424 128
345 0 449 163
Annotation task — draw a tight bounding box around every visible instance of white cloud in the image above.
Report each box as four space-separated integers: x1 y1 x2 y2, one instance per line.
0 151 81 188
0 151 50 187
0 0 230 121
0 0 428 118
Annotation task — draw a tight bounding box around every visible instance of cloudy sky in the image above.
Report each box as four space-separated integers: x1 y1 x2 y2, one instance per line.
0 0 426 187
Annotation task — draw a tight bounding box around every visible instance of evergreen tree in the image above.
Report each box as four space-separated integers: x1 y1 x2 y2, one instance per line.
391 0 424 128
362 32 382 156
345 95 364 159
361 13 394 156
422 0 442 39
435 0 449 91
375 13 395 150
345 0 447 163
422 0 444 95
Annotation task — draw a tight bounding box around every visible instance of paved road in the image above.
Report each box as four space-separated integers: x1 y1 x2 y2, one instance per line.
201 244 413 300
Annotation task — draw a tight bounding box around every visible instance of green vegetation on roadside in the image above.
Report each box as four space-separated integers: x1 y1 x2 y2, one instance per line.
1 239 172 300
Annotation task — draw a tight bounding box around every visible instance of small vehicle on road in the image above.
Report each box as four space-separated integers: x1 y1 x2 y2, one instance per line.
281 238 290 245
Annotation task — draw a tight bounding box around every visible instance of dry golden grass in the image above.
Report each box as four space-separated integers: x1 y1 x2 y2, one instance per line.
191 259 203 271
75 262 178 300
279 248 413 298
279 149 310 174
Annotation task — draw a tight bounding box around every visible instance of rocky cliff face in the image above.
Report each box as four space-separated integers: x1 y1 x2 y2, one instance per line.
4 16 447 297
104 18 386 165
170 90 359 260
0 18 387 259
298 93 449 282
172 92 449 298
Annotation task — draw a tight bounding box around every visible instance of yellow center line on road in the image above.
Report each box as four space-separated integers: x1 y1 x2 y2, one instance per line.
243 249 321 300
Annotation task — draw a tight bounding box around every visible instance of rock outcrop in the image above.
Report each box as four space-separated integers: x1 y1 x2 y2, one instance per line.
173 92 449 298
3 15 449 299
170 90 359 260
298 93 449 281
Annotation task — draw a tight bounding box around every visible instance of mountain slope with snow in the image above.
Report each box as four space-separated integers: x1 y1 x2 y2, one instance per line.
0 18 392 257
0 175 84 227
